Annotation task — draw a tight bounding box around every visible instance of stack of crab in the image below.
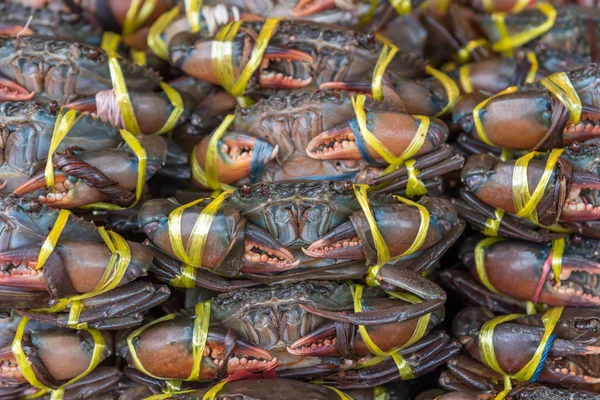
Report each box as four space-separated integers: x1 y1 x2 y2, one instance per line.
0 0 600 399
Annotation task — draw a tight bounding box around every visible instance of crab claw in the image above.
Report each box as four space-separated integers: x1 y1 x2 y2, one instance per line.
121 317 277 381
306 112 448 162
243 224 299 273
169 31 314 90
0 76 34 101
303 221 364 260
194 133 279 185
64 96 98 113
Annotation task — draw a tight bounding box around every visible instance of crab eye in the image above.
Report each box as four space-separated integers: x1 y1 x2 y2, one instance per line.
48 101 59 114
569 142 582 154
343 181 353 192
241 184 252 195
85 48 100 61
571 234 583 246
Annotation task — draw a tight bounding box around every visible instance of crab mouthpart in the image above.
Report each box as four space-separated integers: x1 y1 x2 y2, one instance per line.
303 221 363 260
0 248 45 291
560 174 600 221
0 76 34 101
258 47 313 89
306 125 359 160
545 254 600 305
288 325 339 356
242 225 299 273
0 348 23 383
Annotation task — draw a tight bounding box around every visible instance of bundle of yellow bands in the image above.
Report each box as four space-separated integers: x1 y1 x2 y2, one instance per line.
474 237 564 314
191 114 237 193
358 0 412 27
482 208 505 236
148 0 204 61
473 71 580 150
350 284 431 380
101 30 148 66
479 307 564 400
490 2 556 56
128 301 211 381
212 18 280 106
459 51 537 94
30 209 132 329
11 317 106 400
167 190 234 287
352 184 429 286
44 107 147 211
350 95 428 197
456 39 489 65
372 36 458 115
104 45 185 136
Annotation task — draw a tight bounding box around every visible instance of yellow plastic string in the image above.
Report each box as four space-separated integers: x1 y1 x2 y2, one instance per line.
206 115 235 191
425 66 459 117
352 285 424 380
500 149 513 161
154 82 185 135
167 190 233 267
525 51 539 84
404 159 428 198
456 39 489 64
144 391 195 400
472 85 519 147
122 0 158 36
108 56 141 135
12 317 106 400
352 184 430 286
539 72 582 125
170 263 197 288
474 237 506 295
371 41 398 102
36 211 70 269
212 19 280 97
44 108 85 189
549 238 564 284
482 209 504 236
351 95 429 173
491 3 557 54
459 64 473 94
357 0 378 27
325 386 355 400
373 387 390 400
80 129 147 210
190 149 236 193
200 381 228 400
101 31 122 56
131 49 148 66
389 0 412 15
148 6 181 60
185 0 204 33
479 307 564 385
512 148 564 224
128 301 211 381
483 0 530 13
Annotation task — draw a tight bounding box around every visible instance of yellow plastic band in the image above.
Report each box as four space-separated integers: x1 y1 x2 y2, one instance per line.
123 0 158 36
12 317 106 400
512 148 564 224
491 3 557 54
148 6 181 60
540 72 582 125
170 263 197 288
101 31 122 56
425 66 459 117
373 386 389 400
456 39 488 64
474 237 506 294
482 209 504 236
44 108 85 189
109 56 141 135
479 307 563 382
459 64 473 94
201 380 227 400
473 85 519 146
185 0 204 33
483 0 530 13
325 386 355 400
371 41 398 102
212 19 280 97
389 0 412 15
154 82 185 135
404 159 428 198
191 149 236 193
352 285 421 380
168 190 233 267
128 301 211 381
352 184 430 286
131 49 148 66
144 391 195 400
36 209 70 269
357 0 378 27
525 51 538 84
351 95 429 171
550 238 564 284
81 129 147 210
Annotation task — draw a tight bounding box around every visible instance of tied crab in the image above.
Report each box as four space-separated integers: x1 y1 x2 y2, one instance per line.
168 19 457 116
139 180 464 308
190 90 463 195
0 196 170 330
441 235 600 314
0 313 121 399
122 281 461 387
440 307 600 394
0 101 169 209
